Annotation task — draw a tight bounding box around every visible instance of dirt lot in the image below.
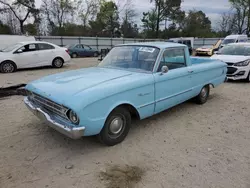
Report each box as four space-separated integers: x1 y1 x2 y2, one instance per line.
1 58 250 188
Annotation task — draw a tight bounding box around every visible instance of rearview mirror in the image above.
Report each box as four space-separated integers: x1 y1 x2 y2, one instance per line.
161 66 169 74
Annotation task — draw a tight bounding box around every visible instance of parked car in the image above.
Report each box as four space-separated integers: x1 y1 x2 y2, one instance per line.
0 41 71 73
210 42 250 82
195 39 222 56
66 44 99 58
168 37 194 55
24 42 227 146
220 34 248 49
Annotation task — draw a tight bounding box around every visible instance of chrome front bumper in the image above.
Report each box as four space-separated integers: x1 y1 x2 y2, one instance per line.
24 97 85 139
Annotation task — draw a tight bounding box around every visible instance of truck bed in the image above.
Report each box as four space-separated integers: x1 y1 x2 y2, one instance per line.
190 56 216 65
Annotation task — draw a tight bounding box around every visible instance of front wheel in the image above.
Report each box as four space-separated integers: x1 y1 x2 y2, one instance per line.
71 53 77 58
245 72 250 82
98 107 131 146
0 61 16 73
195 85 210 104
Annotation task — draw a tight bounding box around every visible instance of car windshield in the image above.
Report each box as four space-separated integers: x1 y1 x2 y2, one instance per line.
217 45 250 56
1 43 23 52
65 44 74 48
98 45 160 72
222 39 236 45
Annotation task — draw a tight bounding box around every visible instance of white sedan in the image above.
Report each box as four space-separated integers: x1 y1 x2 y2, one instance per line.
210 43 250 82
0 41 71 73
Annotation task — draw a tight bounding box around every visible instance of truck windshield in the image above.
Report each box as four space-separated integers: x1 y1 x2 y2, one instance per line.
98 46 160 72
218 45 250 56
222 39 236 45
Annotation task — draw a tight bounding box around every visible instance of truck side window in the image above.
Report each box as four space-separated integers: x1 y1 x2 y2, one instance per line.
157 48 186 72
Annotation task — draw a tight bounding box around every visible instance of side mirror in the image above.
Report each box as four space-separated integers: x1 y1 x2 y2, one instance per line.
161 66 169 74
16 49 23 53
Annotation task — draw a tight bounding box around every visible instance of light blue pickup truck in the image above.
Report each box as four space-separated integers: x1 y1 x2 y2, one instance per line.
24 42 227 146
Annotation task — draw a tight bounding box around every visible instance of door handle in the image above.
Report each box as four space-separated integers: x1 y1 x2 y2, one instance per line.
188 70 194 73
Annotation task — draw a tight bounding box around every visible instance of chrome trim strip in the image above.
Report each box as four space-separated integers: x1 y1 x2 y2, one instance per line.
138 101 155 109
156 89 192 103
138 89 193 109
24 97 85 139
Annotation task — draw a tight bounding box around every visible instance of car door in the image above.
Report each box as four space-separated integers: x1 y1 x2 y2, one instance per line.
73 44 84 57
37 43 56 66
83 45 93 56
12 43 40 68
154 48 194 114
213 39 222 51
77 44 88 57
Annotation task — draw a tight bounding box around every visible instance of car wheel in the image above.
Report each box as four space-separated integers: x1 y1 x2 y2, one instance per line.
246 72 250 82
72 53 77 58
93 52 99 57
52 58 64 68
98 107 131 146
195 85 210 104
0 61 16 73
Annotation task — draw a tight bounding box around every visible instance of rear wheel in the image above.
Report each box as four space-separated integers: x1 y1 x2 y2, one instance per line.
0 61 16 73
93 52 99 57
195 85 210 104
52 58 64 68
98 107 131 146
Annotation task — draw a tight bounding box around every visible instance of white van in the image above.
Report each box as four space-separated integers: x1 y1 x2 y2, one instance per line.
0 34 36 50
220 34 248 48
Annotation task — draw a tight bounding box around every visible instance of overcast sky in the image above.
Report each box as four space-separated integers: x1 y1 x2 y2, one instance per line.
129 0 231 28
35 0 231 28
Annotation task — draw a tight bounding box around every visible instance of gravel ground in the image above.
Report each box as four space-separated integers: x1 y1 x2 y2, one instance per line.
1 58 250 188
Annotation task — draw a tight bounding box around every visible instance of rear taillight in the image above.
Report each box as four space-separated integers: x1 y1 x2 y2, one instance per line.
65 49 69 54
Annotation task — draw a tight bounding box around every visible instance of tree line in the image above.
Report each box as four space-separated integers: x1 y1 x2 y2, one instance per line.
0 0 249 38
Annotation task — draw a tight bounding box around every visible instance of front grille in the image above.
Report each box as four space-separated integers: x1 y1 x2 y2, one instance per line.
28 92 69 120
226 62 234 66
227 67 237 75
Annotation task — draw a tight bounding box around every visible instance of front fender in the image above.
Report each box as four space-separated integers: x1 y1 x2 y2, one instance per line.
78 86 155 136
79 99 138 136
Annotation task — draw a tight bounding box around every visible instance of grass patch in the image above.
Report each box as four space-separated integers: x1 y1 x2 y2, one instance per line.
99 164 145 188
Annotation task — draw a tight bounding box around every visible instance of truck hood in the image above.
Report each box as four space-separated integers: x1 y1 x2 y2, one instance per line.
210 55 250 63
26 67 133 104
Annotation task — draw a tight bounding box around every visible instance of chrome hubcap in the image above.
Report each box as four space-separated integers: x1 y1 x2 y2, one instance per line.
3 63 14 73
54 59 62 67
109 117 124 135
201 88 207 98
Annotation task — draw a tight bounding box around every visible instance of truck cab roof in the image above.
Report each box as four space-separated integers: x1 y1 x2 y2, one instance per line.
116 42 186 49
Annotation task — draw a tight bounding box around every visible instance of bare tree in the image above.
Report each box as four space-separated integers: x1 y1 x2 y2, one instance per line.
78 0 100 28
41 0 75 34
0 0 37 34
217 12 237 35
122 0 138 23
229 0 248 34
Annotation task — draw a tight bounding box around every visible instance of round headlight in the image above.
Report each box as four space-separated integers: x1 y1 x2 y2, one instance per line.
68 110 79 124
